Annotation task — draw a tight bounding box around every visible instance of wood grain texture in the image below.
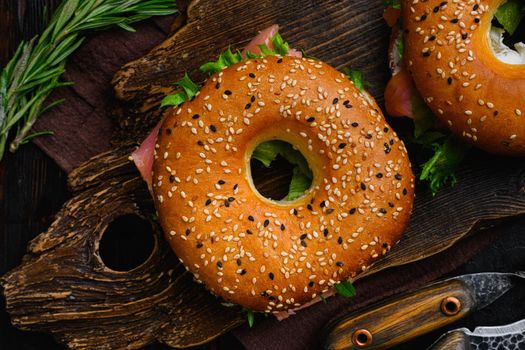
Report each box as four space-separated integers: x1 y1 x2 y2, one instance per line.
111 0 391 143
2 0 525 349
323 280 475 350
2 146 244 349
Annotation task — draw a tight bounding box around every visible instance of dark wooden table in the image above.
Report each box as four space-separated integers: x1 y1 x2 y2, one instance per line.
1 1 524 349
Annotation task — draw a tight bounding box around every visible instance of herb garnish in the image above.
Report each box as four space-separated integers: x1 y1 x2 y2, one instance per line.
246 309 255 328
0 0 178 160
342 68 371 92
335 281 357 298
495 0 525 36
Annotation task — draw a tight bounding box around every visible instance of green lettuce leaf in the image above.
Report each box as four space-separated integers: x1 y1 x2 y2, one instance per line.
420 136 470 195
252 140 313 200
335 281 356 298
160 73 200 107
495 0 525 36
409 91 471 195
341 68 371 92
384 0 401 10
200 48 244 75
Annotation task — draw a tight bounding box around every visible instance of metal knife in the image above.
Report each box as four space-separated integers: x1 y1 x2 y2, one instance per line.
321 272 525 350
427 319 525 350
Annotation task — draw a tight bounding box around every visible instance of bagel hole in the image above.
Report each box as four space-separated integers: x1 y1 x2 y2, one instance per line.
99 214 155 272
250 141 313 201
490 3 525 64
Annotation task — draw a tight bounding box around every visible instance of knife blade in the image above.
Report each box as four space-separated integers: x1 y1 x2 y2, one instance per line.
427 319 525 350
321 272 525 350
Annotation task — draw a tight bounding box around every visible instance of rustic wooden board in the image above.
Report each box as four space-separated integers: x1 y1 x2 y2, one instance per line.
3 0 525 349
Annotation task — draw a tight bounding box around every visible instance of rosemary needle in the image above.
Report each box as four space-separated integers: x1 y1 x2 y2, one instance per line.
0 0 177 161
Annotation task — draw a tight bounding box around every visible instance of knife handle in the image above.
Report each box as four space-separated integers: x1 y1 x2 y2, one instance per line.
428 331 470 350
322 280 475 350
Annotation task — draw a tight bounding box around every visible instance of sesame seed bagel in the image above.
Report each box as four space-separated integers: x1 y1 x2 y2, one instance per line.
402 0 525 155
152 55 414 312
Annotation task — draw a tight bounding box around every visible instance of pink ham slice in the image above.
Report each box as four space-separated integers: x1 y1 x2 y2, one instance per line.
133 25 302 190
131 121 161 191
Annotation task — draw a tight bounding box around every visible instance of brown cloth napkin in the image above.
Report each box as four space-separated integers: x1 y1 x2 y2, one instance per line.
31 17 175 172
22 17 497 350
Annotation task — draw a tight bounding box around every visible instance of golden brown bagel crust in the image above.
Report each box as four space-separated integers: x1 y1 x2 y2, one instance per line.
153 56 414 312
402 0 525 155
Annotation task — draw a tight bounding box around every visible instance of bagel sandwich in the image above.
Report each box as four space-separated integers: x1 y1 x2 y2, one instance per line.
384 0 525 193
131 25 415 318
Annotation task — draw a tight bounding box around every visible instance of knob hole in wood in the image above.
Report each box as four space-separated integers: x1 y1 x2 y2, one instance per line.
99 214 155 271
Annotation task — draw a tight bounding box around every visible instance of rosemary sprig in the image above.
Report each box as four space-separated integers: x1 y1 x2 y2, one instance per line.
0 0 177 161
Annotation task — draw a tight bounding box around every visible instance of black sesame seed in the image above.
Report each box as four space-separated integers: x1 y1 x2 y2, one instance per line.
326 208 335 214
338 143 347 149
403 188 408 195
448 77 453 85
264 219 269 227
336 261 344 267
332 98 339 105
233 184 238 190
345 103 353 109
250 95 256 103
440 1 448 6
293 209 298 216
224 200 230 208
249 73 256 78
307 204 313 211
280 224 285 231
246 229 253 235
433 6 440 13
349 208 356 214
308 281 314 287
217 261 223 268
384 142 392 154
197 140 204 146
320 200 326 208
269 272 275 280
383 242 389 248
376 173 383 178
248 215 254 221
185 228 191 236
301 240 308 247
218 180 225 185
474 18 480 23
224 90 232 95
451 18 459 23
196 242 203 248
429 35 436 41
228 197 235 202
380 208 387 214
192 114 200 119
205 199 212 206
277 58 283 63
462 33 468 40
351 122 359 127
215 82 221 89
473 4 479 11
210 125 217 132
388 202 395 208
307 116 316 123
420 14 427 21
236 259 242 266
166 128 172 135
240 269 247 275
245 103 251 110
169 175 175 183
494 111 499 116
423 51 431 57
395 173 402 180
337 237 343 244
323 228 329 237
384 127 389 133
300 233 307 240
360 182 366 190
